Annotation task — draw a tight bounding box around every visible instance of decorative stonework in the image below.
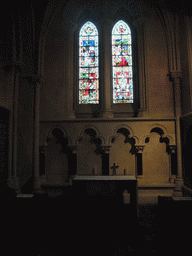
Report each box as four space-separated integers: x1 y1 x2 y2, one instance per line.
168 145 176 154
69 145 78 154
135 145 144 153
102 145 111 154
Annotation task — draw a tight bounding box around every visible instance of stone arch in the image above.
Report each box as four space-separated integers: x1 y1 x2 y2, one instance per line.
148 124 168 136
111 5 136 25
80 125 100 137
114 124 134 137
44 126 72 185
76 126 103 175
75 6 103 26
44 126 71 146
109 126 136 176
163 135 175 145
147 125 173 148
142 128 170 184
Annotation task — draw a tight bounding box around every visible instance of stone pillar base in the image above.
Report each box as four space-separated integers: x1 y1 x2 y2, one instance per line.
65 111 76 120
7 177 14 189
173 178 184 197
33 178 41 192
100 111 113 119
13 177 21 194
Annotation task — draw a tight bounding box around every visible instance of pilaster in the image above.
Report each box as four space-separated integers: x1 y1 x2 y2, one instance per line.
24 75 45 192
169 71 183 196
100 18 113 118
2 61 25 193
133 17 148 111
65 21 76 119
135 145 144 177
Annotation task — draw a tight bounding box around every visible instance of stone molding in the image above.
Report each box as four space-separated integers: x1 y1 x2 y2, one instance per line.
168 145 176 154
135 145 145 153
101 145 111 154
22 74 45 84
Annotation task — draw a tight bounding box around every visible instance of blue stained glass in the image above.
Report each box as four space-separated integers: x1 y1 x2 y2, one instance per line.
112 20 133 103
79 21 99 104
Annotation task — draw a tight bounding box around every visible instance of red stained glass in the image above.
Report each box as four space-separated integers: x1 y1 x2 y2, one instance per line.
79 22 99 104
112 20 133 103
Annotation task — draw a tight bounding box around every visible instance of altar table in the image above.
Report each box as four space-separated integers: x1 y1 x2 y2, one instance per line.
72 175 138 217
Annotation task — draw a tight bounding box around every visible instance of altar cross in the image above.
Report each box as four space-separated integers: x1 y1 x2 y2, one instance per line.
110 163 119 175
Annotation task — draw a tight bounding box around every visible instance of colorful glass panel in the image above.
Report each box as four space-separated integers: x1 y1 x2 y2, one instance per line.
112 20 133 103
79 21 99 104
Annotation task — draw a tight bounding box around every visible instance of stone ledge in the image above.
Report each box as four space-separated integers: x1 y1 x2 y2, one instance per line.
138 182 176 189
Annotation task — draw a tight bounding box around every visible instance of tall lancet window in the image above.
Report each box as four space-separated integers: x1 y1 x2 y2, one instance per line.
79 21 99 104
112 20 133 103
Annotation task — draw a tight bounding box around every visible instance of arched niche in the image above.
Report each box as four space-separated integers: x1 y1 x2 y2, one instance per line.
77 128 103 175
45 128 72 185
109 128 136 176
142 130 170 184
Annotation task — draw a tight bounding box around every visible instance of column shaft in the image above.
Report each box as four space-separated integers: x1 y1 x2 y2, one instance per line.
101 19 113 118
13 68 20 193
34 79 41 191
66 22 75 119
170 71 183 196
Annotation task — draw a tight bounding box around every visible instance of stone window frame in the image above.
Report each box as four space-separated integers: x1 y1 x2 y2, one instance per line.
73 16 147 118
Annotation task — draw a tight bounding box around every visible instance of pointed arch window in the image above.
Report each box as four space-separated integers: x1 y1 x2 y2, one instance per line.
112 20 133 103
79 21 99 104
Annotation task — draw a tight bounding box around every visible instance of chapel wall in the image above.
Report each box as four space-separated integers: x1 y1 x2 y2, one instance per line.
40 1 175 120
40 120 176 186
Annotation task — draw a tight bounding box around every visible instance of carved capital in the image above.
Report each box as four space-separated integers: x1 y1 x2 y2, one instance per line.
69 145 78 154
135 145 144 153
168 145 176 154
101 110 113 119
65 110 76 120
168 71 182 83
102 145 111 154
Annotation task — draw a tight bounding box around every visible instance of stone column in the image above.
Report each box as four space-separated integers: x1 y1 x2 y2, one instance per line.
39 145 46 178
169 71 183 196
168 145 177 183
69 146 78 183
65 22 76 119
133 17 147 113
100 19 113 118
101 145 111 175
3 61 25 193
135 145 144 177
25 75 44 193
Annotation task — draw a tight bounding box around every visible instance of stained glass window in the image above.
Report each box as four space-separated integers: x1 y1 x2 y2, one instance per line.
112 20 133 103
79 21 99 104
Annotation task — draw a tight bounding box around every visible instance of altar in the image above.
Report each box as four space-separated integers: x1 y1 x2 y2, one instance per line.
72 175 138 217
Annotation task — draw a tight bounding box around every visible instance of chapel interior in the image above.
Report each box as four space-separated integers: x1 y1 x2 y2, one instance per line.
1 0 192 255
